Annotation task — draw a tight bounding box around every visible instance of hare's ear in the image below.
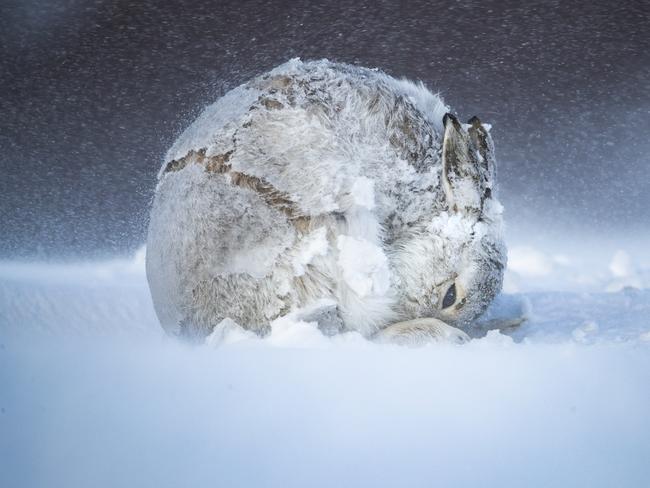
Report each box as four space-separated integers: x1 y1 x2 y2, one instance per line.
442 113 495 219
467 115 496 187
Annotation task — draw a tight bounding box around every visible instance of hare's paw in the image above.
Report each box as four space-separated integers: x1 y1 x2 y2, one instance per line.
373 318 470 346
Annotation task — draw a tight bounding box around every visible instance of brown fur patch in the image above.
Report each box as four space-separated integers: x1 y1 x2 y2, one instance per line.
260 97 284 110
163 148 209 174
163 148 305 223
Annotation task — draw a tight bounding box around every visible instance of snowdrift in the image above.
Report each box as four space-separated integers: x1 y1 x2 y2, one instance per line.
1 241 649 487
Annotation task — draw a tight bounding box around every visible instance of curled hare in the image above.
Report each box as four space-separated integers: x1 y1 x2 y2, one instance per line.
146 59 508 345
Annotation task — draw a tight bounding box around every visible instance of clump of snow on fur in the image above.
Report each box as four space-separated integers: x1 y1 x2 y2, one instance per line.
291 227 329 277
428 211 473 237
350 176 376 209
336 235 390 297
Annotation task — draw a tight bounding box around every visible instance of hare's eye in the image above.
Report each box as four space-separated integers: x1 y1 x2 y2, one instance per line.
442 283 456 309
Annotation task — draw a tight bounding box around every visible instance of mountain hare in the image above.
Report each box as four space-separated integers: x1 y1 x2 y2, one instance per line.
146 59 506 344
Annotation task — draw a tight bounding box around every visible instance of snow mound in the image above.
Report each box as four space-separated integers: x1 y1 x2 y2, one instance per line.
1 240 649 487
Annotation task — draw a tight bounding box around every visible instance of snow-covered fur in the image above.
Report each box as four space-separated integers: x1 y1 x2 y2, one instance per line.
146 59 506 341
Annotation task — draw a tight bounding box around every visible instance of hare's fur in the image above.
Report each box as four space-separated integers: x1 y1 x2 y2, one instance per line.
146 59 506 341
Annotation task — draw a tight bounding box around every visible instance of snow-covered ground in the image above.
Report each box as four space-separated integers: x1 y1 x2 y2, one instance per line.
1 238 649 487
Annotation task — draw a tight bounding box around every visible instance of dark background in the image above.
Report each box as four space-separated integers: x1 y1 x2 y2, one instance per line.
1 0 648 258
